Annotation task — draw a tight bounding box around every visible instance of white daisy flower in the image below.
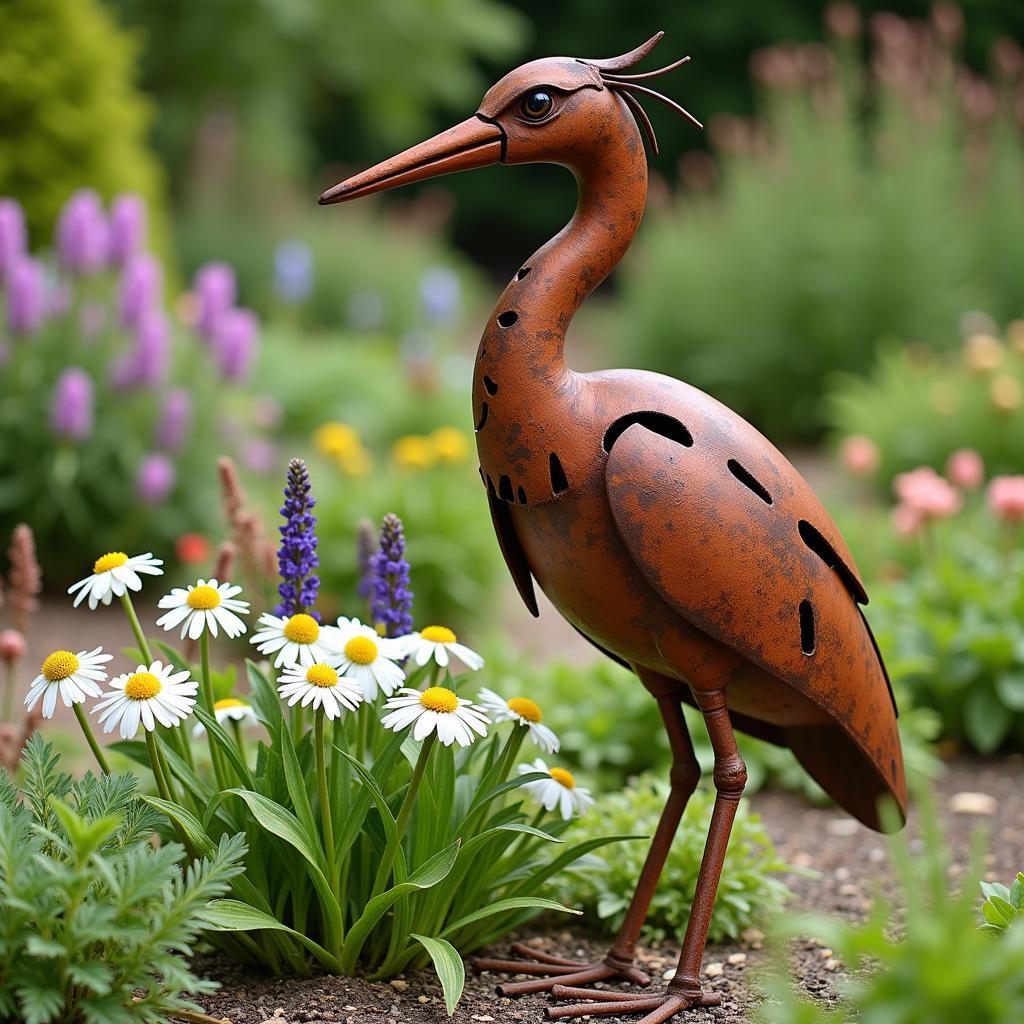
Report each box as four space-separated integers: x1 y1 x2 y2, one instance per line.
68 551 164 610
25 647 112 719
401 625 484 672
519 757 595 820
381 686 489 747
92 661 198 738
276 662 363 720
478 688 560 754
156 578 250 640
249 612 341 668
332 616 406 701
191 697 258 738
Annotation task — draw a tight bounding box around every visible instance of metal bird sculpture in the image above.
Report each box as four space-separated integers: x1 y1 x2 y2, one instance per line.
320 32 906 1023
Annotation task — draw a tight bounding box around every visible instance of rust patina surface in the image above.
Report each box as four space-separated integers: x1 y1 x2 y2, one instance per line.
321 32 906 1022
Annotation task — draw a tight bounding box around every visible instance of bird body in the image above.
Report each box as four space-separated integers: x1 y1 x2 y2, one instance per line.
321 32 906 1021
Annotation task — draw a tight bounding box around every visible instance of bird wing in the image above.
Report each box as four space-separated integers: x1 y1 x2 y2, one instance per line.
485 478 539 617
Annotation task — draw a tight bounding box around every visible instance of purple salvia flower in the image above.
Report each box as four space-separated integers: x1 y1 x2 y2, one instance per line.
50 367 94 441
214 307 259 381
156 388 192 452
6 257 46 337
275 458 320 619
108 194 146 266
56 189 108 275
136 452 176 504
117 252 162 328
194 262 236 337
356 518 377 603
0 199 27 281
370 513 414 638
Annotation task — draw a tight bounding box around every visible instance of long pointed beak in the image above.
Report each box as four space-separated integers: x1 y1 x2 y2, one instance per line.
319 115 504 205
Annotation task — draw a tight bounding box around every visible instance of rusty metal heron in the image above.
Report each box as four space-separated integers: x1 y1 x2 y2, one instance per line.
320 32 906 1024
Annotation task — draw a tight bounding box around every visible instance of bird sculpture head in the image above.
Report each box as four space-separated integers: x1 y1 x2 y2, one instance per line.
319 31 700 206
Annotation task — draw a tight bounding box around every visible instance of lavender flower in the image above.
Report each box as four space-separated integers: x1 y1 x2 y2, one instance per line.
370 513 414 638
214 307 259 381
50 367 94 441
110 309 169 390
108 194 146 266
356 518 377 602
56 189 108 275
275 458 320 619
117 252 162 327
6 257 46 337
241 437 277 475
136 452 176 504
0 198 26 280
156 388 192 452
194 263 236 336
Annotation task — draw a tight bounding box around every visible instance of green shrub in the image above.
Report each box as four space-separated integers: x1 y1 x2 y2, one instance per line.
980 872 1024 931
758 792 1024 1024
610 10 1024 441
561 775 792 945
0 0 166 246
0 734 245 1024
829 333 1024 492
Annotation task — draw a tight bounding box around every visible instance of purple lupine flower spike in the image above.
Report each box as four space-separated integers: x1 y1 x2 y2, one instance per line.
370 513 414 638
156 388 192 452
6 257 46 337
134 308 170 387
50 368 94 441
214 307 259 381
194 262 236 337
108 194 146 266
117 252 162 328
136 453 176 504
0 199 27 281
275 458 320 619
56 190 108 275
356 518 377 603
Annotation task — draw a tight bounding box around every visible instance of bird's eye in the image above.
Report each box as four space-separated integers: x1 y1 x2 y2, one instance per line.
520 90 554 120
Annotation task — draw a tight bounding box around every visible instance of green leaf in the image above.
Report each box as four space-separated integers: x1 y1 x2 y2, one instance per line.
995 672 1024 711
279 723 317 843
439 896 578 940
963 685 1012 755
224 789 327 874
193 706 254 787
139 795 216 857
411 934 465 1015
201 899 338 970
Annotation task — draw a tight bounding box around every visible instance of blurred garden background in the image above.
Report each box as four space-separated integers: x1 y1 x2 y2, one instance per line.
2 1 1024 1018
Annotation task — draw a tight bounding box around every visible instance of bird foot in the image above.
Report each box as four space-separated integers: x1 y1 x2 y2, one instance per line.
546 985 721 1022
471 943 650 997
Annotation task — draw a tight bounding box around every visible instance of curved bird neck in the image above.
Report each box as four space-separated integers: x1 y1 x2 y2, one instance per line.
476 105 649 386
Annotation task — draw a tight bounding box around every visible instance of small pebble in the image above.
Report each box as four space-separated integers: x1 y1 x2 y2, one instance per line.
662 967 676 981
704 962 724 977
949 791 997 816
389 980 408 992
818 948 834 959
834 867 851 881
418 996 429 1004
839 883 860 897
727 953 747 965
274 1012 286 1020
471 1016 495 1022
827 818 858 837
824 958 841 972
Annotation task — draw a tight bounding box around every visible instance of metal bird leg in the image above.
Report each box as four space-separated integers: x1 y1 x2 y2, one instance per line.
548 688 744 1021
472 674 700 997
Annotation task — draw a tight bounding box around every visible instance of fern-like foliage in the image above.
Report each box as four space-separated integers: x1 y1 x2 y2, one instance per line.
0 736 247 1024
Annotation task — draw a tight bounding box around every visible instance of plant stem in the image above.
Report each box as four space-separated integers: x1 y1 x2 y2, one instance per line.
496 725 527 784
73 703 111 773
199 632 227 788
2 661 15 721
145 730 172 801
120 593 153 664
314 712 341 954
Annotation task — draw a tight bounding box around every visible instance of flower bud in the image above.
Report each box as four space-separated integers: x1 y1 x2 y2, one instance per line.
156 388 192 452
214 307 259 381
56 189 108 275
6 257 46 337
50 367 94 441
194 262 236 336
107 194 146 266
0 629 26 663
945 448 984 490
117 252 162 328
136 452 176 504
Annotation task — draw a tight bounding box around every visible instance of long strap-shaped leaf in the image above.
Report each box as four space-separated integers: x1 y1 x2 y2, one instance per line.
410 933 464 1015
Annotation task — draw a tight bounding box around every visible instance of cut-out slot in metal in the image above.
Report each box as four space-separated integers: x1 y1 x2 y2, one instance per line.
475 401 489 432
727 459 773 505
483 375 498 395
798 519 867 604
515 266 531 280
799 600 816 655
517 486 528 505
499 475 514 502
497 310 519 328
549 452 569 495
603 411 693 453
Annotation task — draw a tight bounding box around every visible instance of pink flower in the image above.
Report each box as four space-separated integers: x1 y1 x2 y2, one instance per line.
946 448 984 490
893 466 962 520
987 476 1024 523
891 503 923 539
839 434 880 476
0 629 26 663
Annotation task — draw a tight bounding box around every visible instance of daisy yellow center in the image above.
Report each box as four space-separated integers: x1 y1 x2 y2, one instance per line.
214 698 245 710
344 635 378 665
507 697 542 723
283 614 319 644
93 551 129 573
421 625 456 644
42 650 80 682
420 686 458 714
549 767 576 790
306 664 338 688
187 585 221 610
124 672 162 701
